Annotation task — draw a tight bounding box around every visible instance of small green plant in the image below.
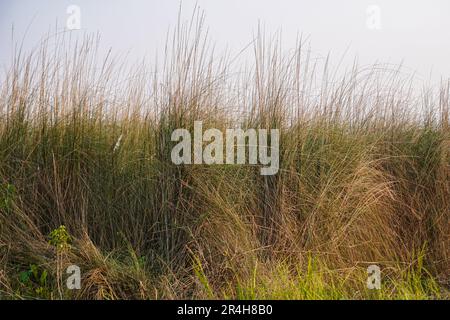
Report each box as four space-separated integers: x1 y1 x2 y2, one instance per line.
18 264 50 298
48 225 72 250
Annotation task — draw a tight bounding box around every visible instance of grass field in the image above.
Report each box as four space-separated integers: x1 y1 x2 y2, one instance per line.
0 17 448 299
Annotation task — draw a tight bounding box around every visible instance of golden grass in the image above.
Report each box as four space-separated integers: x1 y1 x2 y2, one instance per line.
0 13 448 299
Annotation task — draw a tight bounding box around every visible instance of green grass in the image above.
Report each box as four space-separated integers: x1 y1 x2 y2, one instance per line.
0 14 448 300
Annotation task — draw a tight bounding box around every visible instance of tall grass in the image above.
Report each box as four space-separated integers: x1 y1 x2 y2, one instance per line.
0 13 448 299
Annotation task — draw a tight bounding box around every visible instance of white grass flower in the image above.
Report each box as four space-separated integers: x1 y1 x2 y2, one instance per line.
113 134 123 152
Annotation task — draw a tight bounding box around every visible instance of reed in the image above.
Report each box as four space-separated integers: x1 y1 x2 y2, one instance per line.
0 12 448 299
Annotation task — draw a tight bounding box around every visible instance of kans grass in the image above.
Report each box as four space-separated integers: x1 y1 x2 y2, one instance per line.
0 16 448 299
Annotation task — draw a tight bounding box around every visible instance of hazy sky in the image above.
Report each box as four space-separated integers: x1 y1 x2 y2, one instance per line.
1 0 450 85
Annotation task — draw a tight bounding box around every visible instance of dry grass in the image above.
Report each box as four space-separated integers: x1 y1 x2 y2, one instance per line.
0 13 448 299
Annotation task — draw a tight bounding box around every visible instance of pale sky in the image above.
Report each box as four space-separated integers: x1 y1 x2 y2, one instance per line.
1 0 450 85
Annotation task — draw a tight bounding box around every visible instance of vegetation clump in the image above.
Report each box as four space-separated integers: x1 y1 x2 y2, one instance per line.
0 14 448 299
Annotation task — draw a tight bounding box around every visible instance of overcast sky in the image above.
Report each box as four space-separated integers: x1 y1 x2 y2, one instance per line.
1 0 450 85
